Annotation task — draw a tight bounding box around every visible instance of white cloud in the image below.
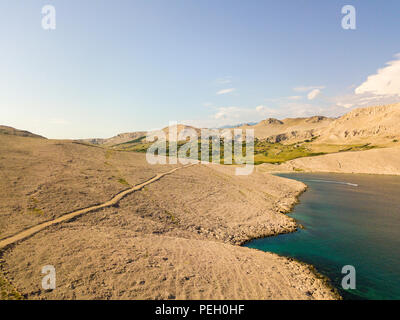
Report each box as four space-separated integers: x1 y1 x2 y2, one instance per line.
287 95 303 100
191 55 400 128
183 101 339 129
284 102 327 118
293 86 324 101
294 85 325 92
255 105 278 115
213 103 323 125
216 88 235 95
334 92 400 109
336 102 354 109
307 89 321 100
214 106 245 120
214 108 232 119
215 76 233 85
355 54 400 97
330 53 400 110
210 105 278 125
255 105 264 112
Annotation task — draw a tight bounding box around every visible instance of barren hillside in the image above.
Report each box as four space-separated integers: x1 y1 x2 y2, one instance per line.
79 131 147 146
0 129 337 300
80 103 400 149
79 124 202 146
316 103 400 144
286 146 400 175
239 116 334 143
0 125 46 139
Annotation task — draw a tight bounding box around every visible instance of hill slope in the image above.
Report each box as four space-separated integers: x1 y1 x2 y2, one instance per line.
237 103 400 145
0 125 46 139
316 103 400 144
79 103 400 147
266 146 400 175
0 132 336 300
238 116 334 143
79 131 147 146
79 125 201 146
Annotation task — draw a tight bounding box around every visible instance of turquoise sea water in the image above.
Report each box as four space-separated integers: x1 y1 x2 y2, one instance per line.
244 173 400 300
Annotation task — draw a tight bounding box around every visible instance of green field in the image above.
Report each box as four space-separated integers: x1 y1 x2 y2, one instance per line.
108 137 377 165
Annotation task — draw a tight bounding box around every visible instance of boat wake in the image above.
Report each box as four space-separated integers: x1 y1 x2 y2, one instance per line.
305 179 358 187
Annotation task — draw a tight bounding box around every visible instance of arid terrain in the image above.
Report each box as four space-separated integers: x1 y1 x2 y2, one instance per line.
84 104 400 166
2 103 399 300
0 128 338 300
92 103 400 147
281 146 400 175
241 103 400 145
255 104 400 175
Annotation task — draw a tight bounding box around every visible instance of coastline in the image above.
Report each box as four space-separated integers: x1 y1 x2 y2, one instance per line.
261 146 400 176
248 170 400 300
199 164 341 299
237 180 307 247
242 172 342 299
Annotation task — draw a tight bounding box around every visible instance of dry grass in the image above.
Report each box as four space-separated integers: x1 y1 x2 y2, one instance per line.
1 164 336 300
0 134 179 239
0 132 337 300
0 270 23 300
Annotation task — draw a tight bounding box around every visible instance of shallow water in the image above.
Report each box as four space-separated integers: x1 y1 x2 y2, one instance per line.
244 173 400 300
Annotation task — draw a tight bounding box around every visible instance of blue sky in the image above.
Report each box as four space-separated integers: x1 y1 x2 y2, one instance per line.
1 0 399 139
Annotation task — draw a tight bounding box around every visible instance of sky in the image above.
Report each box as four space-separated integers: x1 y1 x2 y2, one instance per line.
0 0 399 139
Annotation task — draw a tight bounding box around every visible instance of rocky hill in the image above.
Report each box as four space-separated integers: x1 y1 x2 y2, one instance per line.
0 125 46 139
316 103 400 144
80 125 201 146
79 103 400 147
79 131 147 146
238 116 334 143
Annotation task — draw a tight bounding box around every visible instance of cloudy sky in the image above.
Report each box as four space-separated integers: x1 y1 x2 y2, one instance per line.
1 0 399 138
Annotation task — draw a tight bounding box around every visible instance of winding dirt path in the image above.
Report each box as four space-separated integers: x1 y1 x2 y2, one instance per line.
0 164 194 250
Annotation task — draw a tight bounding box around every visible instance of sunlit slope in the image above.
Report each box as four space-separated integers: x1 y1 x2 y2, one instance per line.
316 103 400 144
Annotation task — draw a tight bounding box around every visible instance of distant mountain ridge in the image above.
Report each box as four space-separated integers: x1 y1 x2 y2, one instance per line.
79 125 200 145
232 103 400 144
79 131 147 146
218 122 258 129
47 102 400 146
237 115 335 143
